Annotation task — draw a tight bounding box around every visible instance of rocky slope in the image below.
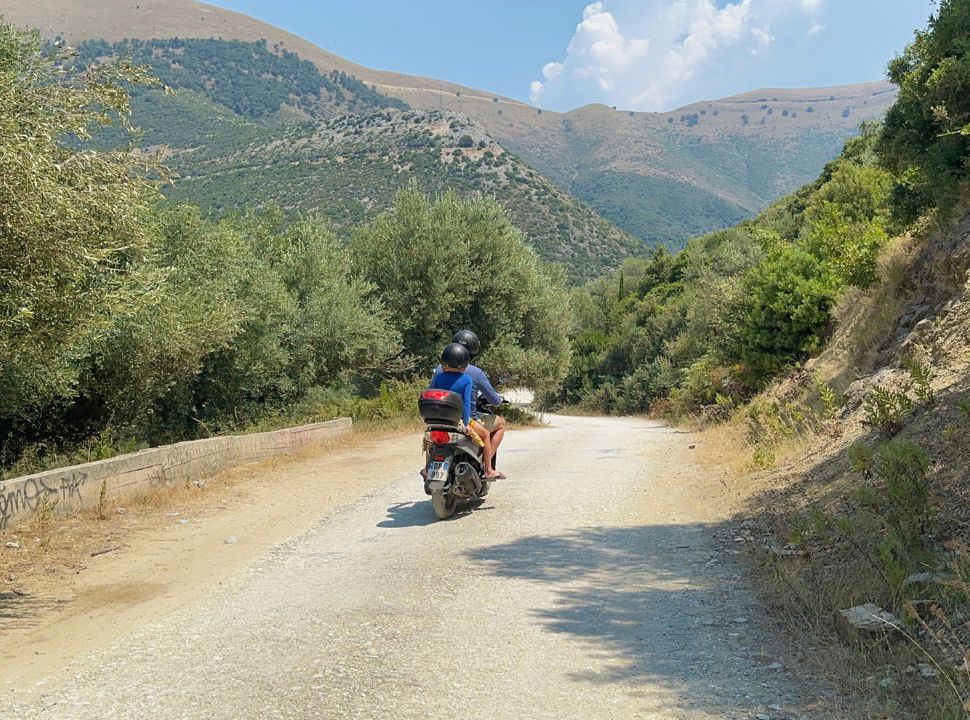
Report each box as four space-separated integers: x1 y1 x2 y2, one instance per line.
732 200 970 717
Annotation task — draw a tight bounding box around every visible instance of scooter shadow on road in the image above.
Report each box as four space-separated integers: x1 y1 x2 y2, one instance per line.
378 499 493 528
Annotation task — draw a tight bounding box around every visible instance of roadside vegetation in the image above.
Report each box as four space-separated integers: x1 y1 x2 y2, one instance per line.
555 120 896 416
0 23 570 479
557 0 968 422
552 1 970 715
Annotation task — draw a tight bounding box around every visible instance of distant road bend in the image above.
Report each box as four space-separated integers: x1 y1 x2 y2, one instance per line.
3 415 828 719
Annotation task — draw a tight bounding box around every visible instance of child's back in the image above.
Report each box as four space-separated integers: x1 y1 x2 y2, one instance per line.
430 370 472 424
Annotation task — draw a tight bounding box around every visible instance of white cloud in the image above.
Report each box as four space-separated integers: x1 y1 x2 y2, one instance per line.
530 0 826 111
532 2 648 101
750 25 775 54
808 20 824 35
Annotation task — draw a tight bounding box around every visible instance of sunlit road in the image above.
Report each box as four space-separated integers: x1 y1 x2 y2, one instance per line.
3 415 822 719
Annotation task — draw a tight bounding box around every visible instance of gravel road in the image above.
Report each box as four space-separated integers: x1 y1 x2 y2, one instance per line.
3 415 829 719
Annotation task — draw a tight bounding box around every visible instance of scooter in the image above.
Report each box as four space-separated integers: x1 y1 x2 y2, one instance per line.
417 389 491 519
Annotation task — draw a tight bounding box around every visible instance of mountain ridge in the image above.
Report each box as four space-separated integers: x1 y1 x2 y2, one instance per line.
1 0 899 248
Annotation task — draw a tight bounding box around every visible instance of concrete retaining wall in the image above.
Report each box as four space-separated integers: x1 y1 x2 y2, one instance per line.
0 417 352 531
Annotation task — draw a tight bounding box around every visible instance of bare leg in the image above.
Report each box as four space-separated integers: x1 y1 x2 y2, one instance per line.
472 420 499 479
489 416 506 470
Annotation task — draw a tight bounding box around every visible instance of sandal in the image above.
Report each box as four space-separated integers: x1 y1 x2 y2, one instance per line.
490 471 508 480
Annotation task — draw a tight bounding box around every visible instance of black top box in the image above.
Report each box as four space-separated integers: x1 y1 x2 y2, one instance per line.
418 389 463 425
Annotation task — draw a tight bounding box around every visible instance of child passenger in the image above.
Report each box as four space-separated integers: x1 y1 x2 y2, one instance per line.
430 343 501 480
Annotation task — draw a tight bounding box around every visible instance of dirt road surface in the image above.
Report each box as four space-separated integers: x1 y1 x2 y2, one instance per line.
2 415 832 719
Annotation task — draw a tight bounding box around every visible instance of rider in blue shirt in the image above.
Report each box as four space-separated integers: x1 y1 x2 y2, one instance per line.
432 330 507 478
429 343 500 480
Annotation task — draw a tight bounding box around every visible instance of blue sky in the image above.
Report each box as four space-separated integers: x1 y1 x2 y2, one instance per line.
206 0 935 112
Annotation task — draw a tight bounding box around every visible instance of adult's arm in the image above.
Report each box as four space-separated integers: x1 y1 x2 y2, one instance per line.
471 365 503 405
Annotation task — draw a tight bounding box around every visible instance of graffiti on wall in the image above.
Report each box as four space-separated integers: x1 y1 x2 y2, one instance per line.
0 470 89 530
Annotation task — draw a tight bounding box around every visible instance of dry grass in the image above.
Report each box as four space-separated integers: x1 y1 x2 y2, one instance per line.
695 203 970 718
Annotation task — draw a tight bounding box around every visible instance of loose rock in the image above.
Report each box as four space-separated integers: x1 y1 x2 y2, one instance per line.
224 536 239 545
903 572 948 587
836 603 902 639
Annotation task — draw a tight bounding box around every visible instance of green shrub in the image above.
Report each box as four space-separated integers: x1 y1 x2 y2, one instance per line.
751 444 777 469
350 185 572 395
872 439 931 544
736 246 839 382
0 24 162 417
815 377 842 420
863 385 914 437
848 441 877 476
902 356 935 405
879 0 970 220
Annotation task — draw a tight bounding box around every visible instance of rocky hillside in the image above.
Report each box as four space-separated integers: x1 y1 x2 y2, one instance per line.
0 0 896 249
725 198 970 718
156 99 642 281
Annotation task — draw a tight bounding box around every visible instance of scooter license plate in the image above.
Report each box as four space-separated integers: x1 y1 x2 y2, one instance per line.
428 460 449 483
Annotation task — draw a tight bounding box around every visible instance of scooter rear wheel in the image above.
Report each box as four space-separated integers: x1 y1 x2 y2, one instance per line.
431 488 458 519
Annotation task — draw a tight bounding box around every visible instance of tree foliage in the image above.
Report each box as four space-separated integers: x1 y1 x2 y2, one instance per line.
75 38 407 118
351 185 572 393
558 129 893 415
879 0 970 220
735 246 838 379
0 20 578 473
0 24 162 416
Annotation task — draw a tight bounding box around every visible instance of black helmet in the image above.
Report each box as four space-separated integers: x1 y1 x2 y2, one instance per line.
452 329 481 359
440 342 469 370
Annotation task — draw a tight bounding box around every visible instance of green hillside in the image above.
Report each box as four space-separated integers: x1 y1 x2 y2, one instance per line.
76 37 407 118
67 36 643 281
160 102 643 281
1 0 897 253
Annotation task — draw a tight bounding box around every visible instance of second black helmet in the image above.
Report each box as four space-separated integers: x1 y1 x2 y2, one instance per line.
441 342 470 370
452 329 481 359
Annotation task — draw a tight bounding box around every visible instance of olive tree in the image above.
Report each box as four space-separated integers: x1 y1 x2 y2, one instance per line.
0 23 162 416
351 185 572 394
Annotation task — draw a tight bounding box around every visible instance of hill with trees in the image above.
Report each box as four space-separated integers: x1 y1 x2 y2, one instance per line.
74 37 407 119
57 33 643 282
155 101 642 281
0 21 571 478
0 0 897 250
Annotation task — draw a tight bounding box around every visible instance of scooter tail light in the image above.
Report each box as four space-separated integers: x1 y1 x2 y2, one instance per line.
421 390 451 401
428 430 452 445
